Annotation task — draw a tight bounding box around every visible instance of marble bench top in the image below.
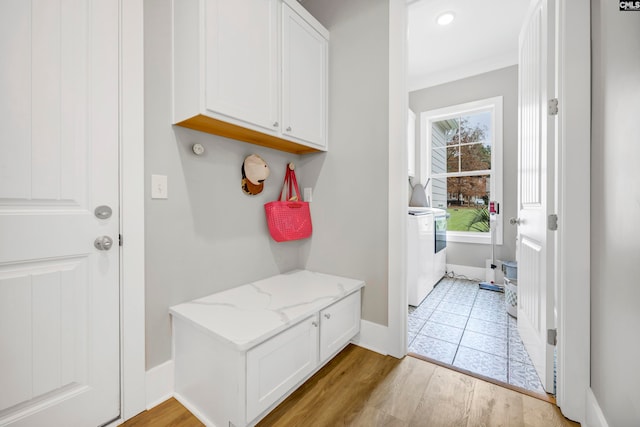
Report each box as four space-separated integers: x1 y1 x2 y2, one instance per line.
169 270 365 351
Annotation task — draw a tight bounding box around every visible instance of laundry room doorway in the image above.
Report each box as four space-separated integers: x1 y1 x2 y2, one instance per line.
404 0 545 397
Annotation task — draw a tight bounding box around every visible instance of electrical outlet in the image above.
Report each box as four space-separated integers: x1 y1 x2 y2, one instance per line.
151 174 168 199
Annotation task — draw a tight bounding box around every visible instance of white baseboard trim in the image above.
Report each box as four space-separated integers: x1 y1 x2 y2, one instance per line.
173 392 214 426
585 387 609 427
104 418 124 427
352 320 389 356
145 360 174 410
445 264 486 282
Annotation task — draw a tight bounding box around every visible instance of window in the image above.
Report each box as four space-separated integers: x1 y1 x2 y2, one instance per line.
420 97 503 244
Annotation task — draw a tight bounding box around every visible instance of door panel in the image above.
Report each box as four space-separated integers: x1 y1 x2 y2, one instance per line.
0 0 120 425
517 0 556 392
246 316 319 422
205 0 278 131
0 259 89 411
281 4 327 147
320 291 361 362
518 238 544 357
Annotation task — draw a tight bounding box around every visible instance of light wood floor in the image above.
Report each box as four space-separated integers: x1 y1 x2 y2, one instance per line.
121 345 579 427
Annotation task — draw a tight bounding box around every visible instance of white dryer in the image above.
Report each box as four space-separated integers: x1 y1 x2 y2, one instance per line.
407 209 434 306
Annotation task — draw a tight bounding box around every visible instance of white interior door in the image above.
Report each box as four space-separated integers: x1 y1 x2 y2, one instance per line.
516 0 556 393
0 1 120 425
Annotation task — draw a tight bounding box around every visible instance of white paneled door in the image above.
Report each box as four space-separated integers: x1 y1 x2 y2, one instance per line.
0 1 120 426
516 0 556 392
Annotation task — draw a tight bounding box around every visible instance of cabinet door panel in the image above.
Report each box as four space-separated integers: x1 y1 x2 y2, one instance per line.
282 4 327 148
205 0 278 131
246 315 319 422
320 291 361 362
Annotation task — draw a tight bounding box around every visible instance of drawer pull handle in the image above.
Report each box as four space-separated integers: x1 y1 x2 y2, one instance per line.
312 321 318 327
324 313 331 319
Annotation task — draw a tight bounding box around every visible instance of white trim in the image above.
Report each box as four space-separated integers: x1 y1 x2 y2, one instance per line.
352 320 390 356
585 388 610 427
554 0 590 423
173 393 216 426
387 0 409 359
447 231 491 245
420 96 504 246
119 0 146 421
145 361 175 410
445 264 486 282
281 0 329 40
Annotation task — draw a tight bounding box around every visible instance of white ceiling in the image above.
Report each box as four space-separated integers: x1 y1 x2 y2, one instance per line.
407 0 531 92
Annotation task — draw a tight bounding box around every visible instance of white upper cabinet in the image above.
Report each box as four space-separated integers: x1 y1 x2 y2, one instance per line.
281 4 327 149
204 0 279 133
173 0 329 154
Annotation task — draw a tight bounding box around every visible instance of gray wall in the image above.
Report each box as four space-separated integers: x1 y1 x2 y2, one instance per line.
300 0 391 326
144 1 305 369
144 0 394 368
409 66 518 269
590 1 640 425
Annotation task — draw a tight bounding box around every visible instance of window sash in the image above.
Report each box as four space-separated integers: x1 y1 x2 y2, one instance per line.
421 96 503 245
432 170 492 179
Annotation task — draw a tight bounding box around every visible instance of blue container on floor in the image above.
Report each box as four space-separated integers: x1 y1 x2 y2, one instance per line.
502 261 517 279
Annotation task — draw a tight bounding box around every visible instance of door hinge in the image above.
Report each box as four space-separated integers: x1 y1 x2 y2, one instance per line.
119 234 123 246
548 214 558 231
547 329 557 346
548 98 559 115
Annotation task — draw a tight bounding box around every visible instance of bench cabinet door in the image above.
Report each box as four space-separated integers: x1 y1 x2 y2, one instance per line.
319 291 361 363
246 315 319 421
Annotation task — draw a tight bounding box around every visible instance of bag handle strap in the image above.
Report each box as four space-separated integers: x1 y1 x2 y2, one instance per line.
289 168 301 200
277 163 301 201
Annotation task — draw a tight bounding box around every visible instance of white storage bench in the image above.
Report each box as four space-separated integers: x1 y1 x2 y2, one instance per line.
169 270 365 427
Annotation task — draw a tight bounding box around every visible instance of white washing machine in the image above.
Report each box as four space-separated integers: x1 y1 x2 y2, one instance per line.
407 209 434 306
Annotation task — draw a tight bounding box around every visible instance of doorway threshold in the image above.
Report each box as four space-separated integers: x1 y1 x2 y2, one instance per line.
407 351 554 404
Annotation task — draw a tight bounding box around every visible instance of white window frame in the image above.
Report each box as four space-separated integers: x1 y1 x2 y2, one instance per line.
420 96 503 245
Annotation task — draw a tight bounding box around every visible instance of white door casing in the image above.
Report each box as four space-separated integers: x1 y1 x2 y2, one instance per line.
0 1 120 425
516 0 556 392
553 0 590 421
386 0 588 420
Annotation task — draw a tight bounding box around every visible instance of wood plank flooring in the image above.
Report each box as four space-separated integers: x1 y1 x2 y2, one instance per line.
119 397 203 427
121 345 579 427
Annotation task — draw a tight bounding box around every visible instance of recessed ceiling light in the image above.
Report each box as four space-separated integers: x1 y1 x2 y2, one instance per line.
436 12 455 26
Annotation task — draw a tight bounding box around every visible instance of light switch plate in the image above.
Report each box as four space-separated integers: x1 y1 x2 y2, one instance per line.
151 175 168 199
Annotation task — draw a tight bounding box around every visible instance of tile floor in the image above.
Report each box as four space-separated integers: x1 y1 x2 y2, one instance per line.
408 277 546 394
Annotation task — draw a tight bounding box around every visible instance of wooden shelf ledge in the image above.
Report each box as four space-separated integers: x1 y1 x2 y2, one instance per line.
175 115 322 155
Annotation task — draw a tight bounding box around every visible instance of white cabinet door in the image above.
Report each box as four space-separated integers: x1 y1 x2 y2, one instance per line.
205 0 279 132
319 291 361 363
281 4 327 148
246 315 319 422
